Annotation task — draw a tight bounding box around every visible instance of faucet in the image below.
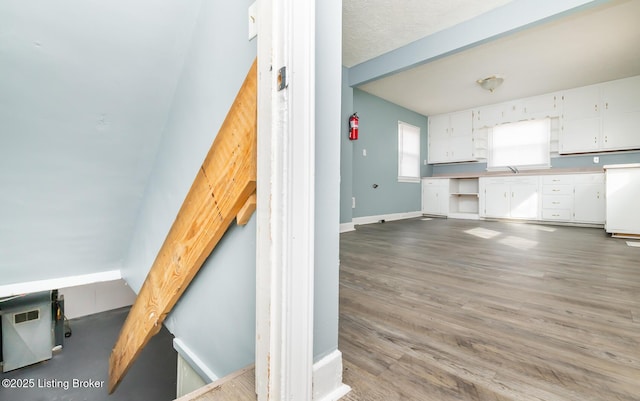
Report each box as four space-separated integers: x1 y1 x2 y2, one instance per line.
507 166 519 174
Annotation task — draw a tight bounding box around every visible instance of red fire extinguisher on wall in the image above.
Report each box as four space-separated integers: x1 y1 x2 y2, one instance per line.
349 112 359 141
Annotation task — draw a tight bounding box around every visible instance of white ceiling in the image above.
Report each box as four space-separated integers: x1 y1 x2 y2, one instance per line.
342 0 514 68
348 0 640 115
0 0 200 284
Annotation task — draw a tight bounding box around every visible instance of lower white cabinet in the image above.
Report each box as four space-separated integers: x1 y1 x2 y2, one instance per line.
421 178 449 216
480 176 540 220
573 174 605 223
541 174 605 224
604 164 640 235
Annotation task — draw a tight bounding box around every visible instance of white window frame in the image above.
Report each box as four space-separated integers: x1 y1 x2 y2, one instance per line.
397 121 421 183
488 118 551 171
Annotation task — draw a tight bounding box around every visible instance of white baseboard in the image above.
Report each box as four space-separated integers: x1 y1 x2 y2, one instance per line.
352 211 422 226
339 222 355 233
313 350 351 401
0 269 122 298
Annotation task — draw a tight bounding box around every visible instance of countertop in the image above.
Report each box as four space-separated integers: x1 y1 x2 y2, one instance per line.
603 163 640 170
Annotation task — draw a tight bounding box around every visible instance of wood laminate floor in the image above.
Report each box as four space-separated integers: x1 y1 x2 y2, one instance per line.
339 218 639 401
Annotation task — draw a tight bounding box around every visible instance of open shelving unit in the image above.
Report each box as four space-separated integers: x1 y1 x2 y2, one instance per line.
448 178 480 219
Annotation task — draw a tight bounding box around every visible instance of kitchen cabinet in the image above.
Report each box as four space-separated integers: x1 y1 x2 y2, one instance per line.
421 178 449 216
448 178 480 219
601 75 640 151
474 93 560 129
474 104 504 128
604 164 640 236
480 176 540 220
540 174 604 224
560 84 601 154
521 92 561 120
428 110 474 164
573 174 605 223
560 75 640 154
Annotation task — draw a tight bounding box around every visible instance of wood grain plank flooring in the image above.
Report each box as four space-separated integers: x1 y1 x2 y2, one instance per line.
339 218 640 401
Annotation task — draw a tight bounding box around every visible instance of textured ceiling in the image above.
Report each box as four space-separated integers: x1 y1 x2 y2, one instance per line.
342 0 513 67
352 0 640 116
0 0 200 285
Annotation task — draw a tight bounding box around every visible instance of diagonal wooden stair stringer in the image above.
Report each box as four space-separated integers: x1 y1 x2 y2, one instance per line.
108 58 258 394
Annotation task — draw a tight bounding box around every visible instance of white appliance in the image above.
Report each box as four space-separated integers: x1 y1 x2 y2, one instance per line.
604 163 640 237
1 291 53 372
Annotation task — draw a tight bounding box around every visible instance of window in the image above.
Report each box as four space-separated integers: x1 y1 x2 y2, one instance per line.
488 118 550 170
398 121 420 182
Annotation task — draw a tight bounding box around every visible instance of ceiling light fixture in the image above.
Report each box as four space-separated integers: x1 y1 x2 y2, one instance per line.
477 75 504 92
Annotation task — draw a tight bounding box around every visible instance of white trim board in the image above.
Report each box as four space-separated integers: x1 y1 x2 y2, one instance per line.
352 211 422 226
0 269 122 298
339 222 355 233
313 350 351 401
255 0 317 399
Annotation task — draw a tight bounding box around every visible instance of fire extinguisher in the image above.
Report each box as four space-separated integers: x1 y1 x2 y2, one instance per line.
349 112 359 141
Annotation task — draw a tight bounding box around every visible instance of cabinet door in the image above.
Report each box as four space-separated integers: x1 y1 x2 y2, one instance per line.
522 93 560 119
482 183 510 218
475 104 503 128
560 85 601 154
449 110 472 137
573 183 605 223
502 101 522 123
601 76 640 151
429 114 450 137
422 186 440 214
510 183 539 219
428 135 449 164
422 180 448 215
448 135 474 162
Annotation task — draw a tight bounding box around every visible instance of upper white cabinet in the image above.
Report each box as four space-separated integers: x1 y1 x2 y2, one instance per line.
560 75 640 154
560 84 601 153
521 93 561 120
473 93 560 129
601 75 640 151
474 104 504 128
428 110 474 164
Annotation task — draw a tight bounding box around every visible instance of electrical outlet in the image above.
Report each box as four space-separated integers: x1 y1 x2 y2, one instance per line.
362 149 367 157
352 197 356 208
593 156 600 164
424 159 427 165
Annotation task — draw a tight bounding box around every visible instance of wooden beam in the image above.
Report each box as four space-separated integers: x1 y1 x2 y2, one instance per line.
108 59 257 394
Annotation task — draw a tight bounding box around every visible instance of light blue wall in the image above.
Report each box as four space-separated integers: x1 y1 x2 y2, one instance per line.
122 0 257 379
313 0 342 360
340 67 354 224
350 89 428 218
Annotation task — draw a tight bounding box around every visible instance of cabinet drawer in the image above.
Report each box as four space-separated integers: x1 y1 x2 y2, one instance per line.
574 173 604 184
422 178 448 187
543 196 572 209
543 185 572 195
543 175 572 185
542 209 572 221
